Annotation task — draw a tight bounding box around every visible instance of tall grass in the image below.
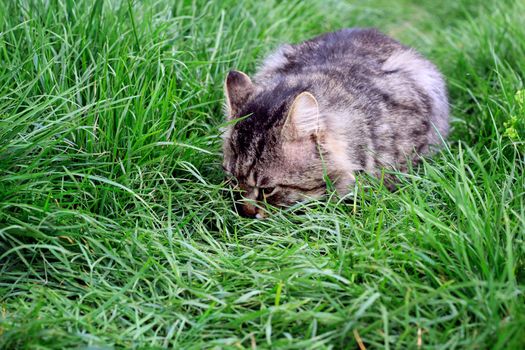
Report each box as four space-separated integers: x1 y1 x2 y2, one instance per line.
0 0 524 348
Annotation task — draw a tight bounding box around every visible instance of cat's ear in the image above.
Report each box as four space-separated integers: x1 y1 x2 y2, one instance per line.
283 92 321 140
224 70 254 119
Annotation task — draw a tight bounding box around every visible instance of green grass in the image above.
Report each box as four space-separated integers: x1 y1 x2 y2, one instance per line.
1 0 524 348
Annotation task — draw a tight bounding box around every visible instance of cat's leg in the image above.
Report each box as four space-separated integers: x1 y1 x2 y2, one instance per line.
333 172 356 198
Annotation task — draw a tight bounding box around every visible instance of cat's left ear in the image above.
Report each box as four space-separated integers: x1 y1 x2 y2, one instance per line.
224 70 254 119
282 92 321 140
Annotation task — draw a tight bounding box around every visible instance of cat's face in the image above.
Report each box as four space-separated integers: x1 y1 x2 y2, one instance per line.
222 71 326 218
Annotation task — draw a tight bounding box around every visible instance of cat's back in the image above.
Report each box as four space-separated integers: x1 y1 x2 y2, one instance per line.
255 28 401 79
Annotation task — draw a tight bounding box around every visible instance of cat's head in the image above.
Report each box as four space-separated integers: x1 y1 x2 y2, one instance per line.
222 70 327 218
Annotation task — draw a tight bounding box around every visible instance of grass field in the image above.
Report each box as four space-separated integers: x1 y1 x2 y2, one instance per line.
1 0 524 348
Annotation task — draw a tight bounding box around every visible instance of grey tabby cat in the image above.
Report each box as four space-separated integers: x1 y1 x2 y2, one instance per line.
222 28 449 218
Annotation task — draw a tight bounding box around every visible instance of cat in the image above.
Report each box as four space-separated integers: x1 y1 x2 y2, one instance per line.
222 28 449 218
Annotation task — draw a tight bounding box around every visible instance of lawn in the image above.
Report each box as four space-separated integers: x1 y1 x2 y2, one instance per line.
0 0 524 348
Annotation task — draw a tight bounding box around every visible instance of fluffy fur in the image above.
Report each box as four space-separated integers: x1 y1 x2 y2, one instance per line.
222 28 449 218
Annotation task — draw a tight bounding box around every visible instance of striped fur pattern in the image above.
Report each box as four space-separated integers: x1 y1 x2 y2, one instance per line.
222 28 449 218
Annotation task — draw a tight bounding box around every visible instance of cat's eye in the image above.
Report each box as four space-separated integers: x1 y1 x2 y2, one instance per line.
260 187 276 198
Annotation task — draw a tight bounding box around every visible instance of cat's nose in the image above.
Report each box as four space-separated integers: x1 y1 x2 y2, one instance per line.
235 202 265 219
234 185 263 218
237 202 258 218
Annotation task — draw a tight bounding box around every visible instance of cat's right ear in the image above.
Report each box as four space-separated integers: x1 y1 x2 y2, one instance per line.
224 70 254 119
282 92 321 140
